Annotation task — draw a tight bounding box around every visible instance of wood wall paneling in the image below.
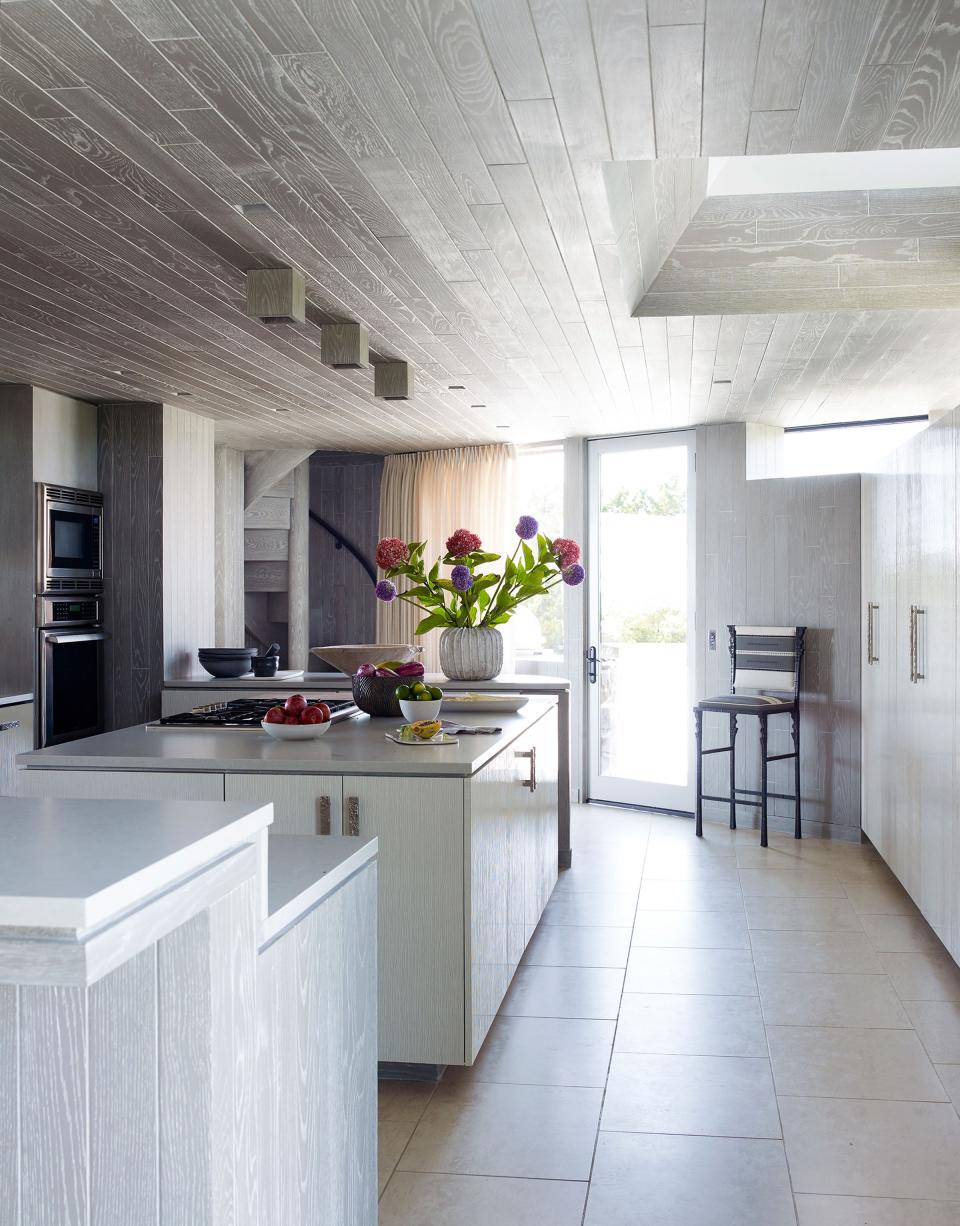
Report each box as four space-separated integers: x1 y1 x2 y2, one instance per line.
214 444 245 648
287 457 310 672
0 385 34 700
0 984 17 1226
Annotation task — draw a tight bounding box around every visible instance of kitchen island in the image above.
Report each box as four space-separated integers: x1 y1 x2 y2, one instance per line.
18 698 559 1067
162 670 575 866
0 795 378 1226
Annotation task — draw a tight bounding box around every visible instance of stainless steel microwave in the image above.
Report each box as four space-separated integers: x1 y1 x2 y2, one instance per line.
36 483 104 591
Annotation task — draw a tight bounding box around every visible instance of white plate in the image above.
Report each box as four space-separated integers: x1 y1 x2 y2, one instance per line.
440 693 529 713
261 718 331 740
385 730 459 747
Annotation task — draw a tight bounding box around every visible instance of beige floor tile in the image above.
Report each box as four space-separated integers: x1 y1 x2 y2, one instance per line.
641 857 741 884
861 913 941 953
830 857 902 885
739 866 847 898
881 951 960 1001
845 877 919 916
757 971 910 1028
380 1118 417 1195
521 923 632 969
745 896 864 932
635 877 744 912
601 1051 780 1138
795 1194 960 1225
631 907 750 949
378 1079 437 1123
379 1171 588 1225
615 992 767 1057
780 1096 960 1199
936 1064 960 1111
464 1014 615 1088
750 929 883 974
501 964 624 1019
551 865 642 896
624 946 758 996
767 1025 947 1101
541 891 638 927
398 1079 603 1180
584 1132 795 1226
905 1001 960 1063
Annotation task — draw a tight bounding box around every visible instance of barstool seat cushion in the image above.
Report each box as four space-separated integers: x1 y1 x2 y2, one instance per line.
696 693 796 714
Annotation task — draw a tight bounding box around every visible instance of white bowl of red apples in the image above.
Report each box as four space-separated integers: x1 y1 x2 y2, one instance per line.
261 694 333 740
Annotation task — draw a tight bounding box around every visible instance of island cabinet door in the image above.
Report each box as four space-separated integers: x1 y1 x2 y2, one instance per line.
224 774 344 835
16 768 224 801
341 775 466 1066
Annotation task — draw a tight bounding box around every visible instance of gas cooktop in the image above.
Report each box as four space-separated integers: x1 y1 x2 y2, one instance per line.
152 698 359 730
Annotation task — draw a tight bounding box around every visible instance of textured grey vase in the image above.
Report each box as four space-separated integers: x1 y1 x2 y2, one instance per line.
439 627 503 681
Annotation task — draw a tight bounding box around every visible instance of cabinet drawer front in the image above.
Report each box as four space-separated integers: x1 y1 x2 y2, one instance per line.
16 769 224 801
224 774 343 835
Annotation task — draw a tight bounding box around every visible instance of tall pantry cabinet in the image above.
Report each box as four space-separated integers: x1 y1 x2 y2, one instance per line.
861 412 958 955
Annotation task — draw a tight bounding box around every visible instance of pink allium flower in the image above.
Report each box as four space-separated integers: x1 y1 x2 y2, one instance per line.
446 528 482 558
376 537 409 569
553 537 581 569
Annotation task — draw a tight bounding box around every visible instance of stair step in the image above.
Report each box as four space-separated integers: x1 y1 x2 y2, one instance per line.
244 560 287 592
245 529 288 562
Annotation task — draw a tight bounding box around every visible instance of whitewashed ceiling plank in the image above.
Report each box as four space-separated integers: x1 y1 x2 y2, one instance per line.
791 0 881 153
751 0 823 112
649 23 704 157
588 0 655 160
701 0 765 155
469 0 551 101
528 0 612 160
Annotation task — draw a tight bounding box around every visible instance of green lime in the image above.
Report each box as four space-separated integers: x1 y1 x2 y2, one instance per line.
417 691 433 701
395 684 411 700
428 686 443 700
412 681 428 695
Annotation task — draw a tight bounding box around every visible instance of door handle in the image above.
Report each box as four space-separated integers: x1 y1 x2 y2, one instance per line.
915 607 926 682
0 721 21 731
45 631 109 644
515 747 537 791
317 795 331 836
866 602 879 665
346 795 360 836
586 645 598 684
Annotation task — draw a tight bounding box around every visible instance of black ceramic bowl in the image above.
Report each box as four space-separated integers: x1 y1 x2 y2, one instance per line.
352 673 402 718
198 647 256 678
251 655 279 678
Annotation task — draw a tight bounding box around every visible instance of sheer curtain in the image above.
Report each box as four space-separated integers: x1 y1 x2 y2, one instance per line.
376 443 518 672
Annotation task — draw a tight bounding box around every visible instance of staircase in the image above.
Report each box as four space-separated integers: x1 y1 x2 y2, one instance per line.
243 450 312 669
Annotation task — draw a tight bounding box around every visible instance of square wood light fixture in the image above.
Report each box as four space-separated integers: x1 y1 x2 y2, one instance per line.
321 322 369 368
245 267 305 323
374 361 414 400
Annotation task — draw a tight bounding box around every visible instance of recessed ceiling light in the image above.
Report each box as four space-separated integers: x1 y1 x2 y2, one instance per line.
274 406 290 413
471 403 486 408
448 384 465 390
111 369 129 376
496 424 510 429
171 391 192 398
712 379 732 385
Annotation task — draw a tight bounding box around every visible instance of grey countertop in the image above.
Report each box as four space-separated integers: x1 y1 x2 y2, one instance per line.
164 671 571 692
18 697 557 777
262 834 378 946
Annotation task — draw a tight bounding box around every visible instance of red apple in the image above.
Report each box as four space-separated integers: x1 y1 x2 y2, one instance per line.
284 716 300 725
284 693 308 715
264 706 286 724
315 702 331 722
299 706 323 724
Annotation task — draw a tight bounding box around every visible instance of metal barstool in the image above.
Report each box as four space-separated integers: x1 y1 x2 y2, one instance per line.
693 626 806 847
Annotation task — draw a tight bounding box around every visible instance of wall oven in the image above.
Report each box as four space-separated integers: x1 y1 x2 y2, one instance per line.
37 482 104 591
36 595 107 748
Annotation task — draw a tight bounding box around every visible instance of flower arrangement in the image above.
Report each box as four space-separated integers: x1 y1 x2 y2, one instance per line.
374 518 584 635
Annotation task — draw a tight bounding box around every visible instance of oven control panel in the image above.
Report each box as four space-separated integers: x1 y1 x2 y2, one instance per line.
36 594 103 628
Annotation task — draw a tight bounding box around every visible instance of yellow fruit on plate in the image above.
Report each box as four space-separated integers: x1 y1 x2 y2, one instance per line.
410 719 442 740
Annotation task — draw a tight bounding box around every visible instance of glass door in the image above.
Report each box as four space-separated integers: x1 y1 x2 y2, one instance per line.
586 432 696 811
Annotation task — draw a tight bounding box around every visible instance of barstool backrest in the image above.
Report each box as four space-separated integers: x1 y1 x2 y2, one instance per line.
727 626 806 698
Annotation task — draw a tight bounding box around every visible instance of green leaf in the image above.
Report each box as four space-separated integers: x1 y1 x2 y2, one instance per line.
414 612 451 634
470 551 501 564
428 559 440 584
521 541 535 570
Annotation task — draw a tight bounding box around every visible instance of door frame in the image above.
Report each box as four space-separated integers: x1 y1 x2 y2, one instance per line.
585 429 698 812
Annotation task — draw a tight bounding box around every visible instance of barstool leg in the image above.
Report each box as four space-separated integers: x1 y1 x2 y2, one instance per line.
694 708 703 837
759 714 769 848
729 713 738 830
792 709 802 840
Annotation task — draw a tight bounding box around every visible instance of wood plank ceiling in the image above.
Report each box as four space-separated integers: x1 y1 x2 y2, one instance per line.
0 0 959 448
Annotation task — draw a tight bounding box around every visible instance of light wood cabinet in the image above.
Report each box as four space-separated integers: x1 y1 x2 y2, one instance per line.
16 768 224 801
0 703 33 797
862 414 960 961
225 773 343 835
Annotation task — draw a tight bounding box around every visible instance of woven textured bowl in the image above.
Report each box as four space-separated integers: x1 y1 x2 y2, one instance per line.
352 674 403 718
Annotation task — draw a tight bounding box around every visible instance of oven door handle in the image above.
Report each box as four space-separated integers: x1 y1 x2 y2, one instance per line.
44 631 109 644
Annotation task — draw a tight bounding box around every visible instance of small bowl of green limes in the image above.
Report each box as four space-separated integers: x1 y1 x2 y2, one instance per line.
397 679 443 724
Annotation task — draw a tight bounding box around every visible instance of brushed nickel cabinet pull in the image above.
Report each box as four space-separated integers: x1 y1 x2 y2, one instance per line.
909 605 917 683
915 607 926 682
317 795 331 836
346 795 360 837
866 602 879 665
0 721 21 731
515 747 537 791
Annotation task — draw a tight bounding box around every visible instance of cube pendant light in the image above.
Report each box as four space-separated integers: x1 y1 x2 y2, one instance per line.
245 268 305 323
374 361 414 400
321 322 369 369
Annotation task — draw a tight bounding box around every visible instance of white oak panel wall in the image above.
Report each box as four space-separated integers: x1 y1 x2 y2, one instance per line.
214 445 246 648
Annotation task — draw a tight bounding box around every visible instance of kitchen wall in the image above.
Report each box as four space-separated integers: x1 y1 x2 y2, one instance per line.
32 389 98 489
695 423 861 838
308 452 383 655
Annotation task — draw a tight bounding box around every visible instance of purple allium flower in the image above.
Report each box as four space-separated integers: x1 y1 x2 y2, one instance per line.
375 579 397 602
451 564 474 592
561 563 585 586
515 514 539 540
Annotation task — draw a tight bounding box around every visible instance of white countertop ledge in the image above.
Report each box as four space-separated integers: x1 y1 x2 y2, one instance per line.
164 671 571 691
262 834 378 947
0 796 273 932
